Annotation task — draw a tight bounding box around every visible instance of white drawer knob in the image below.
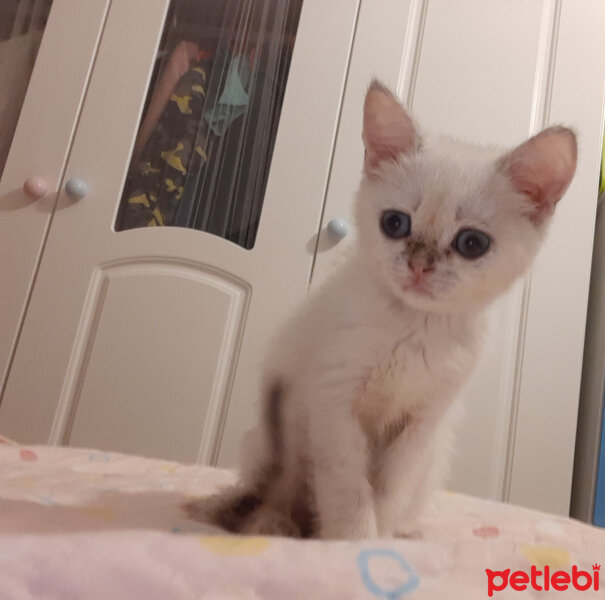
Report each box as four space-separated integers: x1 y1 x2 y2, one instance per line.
327 218 349 240
65 178 88 200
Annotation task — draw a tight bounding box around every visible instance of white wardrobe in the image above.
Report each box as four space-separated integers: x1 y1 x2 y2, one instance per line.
1 0 603 518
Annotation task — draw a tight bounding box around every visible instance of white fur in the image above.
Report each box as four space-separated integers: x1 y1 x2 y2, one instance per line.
255 260 482 538
186 82 577 540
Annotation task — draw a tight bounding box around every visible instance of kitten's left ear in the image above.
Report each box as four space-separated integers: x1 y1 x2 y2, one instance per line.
498 126 577 225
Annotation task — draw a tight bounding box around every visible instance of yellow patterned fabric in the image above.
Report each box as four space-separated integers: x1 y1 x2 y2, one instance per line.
116 56 211 229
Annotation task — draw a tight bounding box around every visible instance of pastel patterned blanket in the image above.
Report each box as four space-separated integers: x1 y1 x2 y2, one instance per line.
0 437 603 599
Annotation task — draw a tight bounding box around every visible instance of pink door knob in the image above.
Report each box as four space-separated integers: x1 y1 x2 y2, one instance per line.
23 176 49 199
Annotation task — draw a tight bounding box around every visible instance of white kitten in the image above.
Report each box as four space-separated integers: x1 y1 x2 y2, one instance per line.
186 80 577 539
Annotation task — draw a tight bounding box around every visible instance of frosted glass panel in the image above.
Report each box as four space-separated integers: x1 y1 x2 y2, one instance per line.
115 0 303 249
0 0 53 177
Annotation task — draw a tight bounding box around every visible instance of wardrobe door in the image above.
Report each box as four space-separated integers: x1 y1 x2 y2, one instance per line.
0 0 359 465
0 1 109 397
313 0 604 515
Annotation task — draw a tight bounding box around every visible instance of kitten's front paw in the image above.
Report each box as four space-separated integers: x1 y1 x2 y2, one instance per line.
319 509 378 540
394 520 423 540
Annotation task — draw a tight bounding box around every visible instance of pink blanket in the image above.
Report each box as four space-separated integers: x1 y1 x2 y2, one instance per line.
1 437 603 599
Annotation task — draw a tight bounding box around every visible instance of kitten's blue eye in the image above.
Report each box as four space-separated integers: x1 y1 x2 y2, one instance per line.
381 210 411 239
453 229 491 259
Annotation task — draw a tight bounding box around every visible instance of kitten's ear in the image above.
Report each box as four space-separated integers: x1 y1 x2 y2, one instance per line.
362 80 419 173
499 126 577 225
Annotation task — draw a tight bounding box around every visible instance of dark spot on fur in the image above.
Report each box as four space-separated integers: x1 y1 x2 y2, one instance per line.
231 492 263 517
265 380 285 477
291 478 318 538
406 238 441 268
215 492 264 532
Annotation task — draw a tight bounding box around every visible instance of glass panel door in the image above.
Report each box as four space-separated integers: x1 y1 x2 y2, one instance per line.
0 0 53 177
115 0 303 249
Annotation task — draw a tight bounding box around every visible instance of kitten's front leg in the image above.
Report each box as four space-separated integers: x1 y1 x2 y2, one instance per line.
374 407 453 537
308 387 377 539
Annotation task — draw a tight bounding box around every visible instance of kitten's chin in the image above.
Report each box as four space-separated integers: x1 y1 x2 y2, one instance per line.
396 284 484 314
388 280 442 312
399 290 445 313
396 278 451 313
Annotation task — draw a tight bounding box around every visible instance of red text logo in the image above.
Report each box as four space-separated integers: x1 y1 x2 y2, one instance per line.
486 564 600 596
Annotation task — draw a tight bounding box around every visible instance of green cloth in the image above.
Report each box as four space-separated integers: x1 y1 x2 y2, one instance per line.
204 55 250 136
600 129 605 196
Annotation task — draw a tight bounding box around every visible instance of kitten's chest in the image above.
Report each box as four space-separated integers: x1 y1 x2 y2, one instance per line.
354 317 478 428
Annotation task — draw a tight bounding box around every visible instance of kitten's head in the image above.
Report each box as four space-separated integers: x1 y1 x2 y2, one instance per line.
355 80 577 313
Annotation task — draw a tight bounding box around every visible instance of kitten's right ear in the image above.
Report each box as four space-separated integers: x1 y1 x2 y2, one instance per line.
362 80 419 173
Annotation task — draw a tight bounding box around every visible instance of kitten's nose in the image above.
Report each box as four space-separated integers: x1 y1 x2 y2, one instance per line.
407 259 435 276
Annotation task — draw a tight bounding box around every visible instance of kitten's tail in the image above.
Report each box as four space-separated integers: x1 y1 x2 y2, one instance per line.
182 484 263 532
183 485 304 537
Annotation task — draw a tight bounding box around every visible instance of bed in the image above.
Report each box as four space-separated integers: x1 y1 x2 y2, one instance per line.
1 435 603 599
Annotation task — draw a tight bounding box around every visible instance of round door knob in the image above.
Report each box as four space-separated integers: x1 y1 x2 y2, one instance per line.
23 176 48 199
327 218 349 240
65 178 88 200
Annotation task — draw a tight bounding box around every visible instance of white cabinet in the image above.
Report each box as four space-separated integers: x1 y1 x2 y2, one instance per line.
0 0 603 517
0 0 109 408
0 0 359 463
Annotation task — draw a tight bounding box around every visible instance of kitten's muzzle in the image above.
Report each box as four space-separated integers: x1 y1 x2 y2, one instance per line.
406 258 436 290
407 254 436 279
